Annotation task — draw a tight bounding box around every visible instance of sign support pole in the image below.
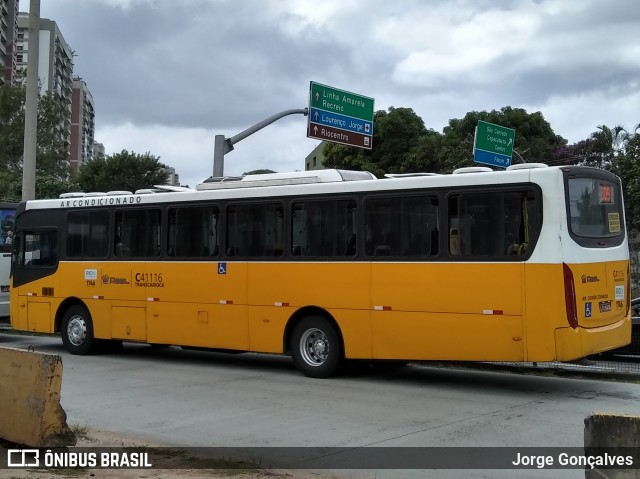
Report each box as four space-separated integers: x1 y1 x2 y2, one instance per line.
213 108 308 178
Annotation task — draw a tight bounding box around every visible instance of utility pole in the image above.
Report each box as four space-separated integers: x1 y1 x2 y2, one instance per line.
213 108 308 178
22 0 40 201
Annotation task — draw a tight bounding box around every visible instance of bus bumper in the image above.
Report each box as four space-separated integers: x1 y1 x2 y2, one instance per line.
555 315 632 361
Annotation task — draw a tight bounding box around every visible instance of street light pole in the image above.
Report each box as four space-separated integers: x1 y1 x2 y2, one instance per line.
212 108 308 178
22 0 40 201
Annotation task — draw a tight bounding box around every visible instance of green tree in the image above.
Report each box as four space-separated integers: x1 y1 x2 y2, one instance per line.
399 129 445 173
580 125 631 169
0 82 75 199
591 125 630 155
36 91 72 178
441 107 567 172
611 127 640 233
323 107 429 177
76 150 169 192
0 82 27 173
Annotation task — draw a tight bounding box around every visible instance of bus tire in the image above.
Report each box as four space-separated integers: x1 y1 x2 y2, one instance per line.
291 316 342 378
61 305 97 355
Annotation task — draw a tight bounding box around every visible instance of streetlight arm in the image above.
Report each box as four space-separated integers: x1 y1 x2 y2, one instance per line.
228 108 308 149
513 149 526 164
213 108 309 177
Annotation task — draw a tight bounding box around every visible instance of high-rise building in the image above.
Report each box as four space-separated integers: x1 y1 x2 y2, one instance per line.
16 14 74 100
16 13 101 178
0 0 19 85
93 142 105 161
70 77 95 172
16 14 74 164
162 166 181 186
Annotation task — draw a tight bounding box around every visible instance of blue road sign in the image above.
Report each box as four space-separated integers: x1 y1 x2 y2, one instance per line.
473 148 512 168
308 108 373 136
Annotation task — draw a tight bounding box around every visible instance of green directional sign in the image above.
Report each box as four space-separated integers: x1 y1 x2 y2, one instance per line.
475 121 515 157
309 82 374 122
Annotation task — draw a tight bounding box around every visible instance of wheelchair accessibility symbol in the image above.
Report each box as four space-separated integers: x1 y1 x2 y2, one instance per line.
218 262 227 275
585 302 592 318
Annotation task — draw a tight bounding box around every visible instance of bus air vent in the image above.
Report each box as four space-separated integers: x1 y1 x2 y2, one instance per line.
384 173 442 178
506 163 549 171
453 167 493 174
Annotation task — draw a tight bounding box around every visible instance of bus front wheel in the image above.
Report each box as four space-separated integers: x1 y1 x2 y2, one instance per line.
291 316 342 378
61 305 96 355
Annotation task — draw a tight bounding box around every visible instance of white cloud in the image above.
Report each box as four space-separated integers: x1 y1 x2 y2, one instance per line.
98 118 314 188
534 89 640 144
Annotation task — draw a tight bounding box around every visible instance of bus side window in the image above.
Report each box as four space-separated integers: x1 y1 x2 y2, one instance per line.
23 230 57 266
449 228 459 256
12 234 22 266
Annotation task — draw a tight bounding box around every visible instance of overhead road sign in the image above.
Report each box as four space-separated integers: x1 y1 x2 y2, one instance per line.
473 120 515 168
308 81 374 149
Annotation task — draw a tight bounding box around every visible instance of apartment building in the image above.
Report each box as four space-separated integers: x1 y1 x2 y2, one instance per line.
163 166 181 186
17 14 73 100
93 142 105 161
16 13 100 173
0 0 19 85
304 141 327 171
70 77 95 172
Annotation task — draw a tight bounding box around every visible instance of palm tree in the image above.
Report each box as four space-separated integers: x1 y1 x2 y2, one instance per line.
590 125 630 155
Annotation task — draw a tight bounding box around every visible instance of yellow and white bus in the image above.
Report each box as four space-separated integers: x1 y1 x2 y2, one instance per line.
9 164 631 377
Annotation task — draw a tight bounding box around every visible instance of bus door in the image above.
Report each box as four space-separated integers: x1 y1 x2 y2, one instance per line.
11 229 59 333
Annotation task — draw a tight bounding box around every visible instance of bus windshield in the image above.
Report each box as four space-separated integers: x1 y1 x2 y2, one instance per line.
567 176 625 245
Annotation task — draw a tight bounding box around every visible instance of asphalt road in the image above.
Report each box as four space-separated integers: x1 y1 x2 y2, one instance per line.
2 330 639 479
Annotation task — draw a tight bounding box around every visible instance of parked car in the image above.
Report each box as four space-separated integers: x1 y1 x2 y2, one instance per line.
611 298 640 355
632 297 640 318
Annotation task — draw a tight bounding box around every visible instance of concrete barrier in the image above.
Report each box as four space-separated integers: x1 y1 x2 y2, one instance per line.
0 346 76 447
584 413 640 479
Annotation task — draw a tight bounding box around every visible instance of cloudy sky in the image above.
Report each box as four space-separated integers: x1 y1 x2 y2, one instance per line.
32 0 640 187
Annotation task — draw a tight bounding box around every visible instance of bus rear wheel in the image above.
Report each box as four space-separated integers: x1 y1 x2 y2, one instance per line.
291 316 342 378
61 305 96 355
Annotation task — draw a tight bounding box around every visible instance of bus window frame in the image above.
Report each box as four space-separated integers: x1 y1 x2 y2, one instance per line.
113 207 163 259
363 192 441 261
225 200 286 260
289 195 359 261
65 209 111 260
167 203 220 260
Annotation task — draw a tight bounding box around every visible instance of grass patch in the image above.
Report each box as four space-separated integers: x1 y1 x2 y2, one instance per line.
36 467 89 477
69 423 91 439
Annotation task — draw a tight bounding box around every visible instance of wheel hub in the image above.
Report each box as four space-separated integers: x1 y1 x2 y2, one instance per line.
67 316 87 347
313 339 327 357
300 328 330 366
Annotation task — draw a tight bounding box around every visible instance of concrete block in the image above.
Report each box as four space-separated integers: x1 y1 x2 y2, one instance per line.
584 413 640 479
0 346 76 447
